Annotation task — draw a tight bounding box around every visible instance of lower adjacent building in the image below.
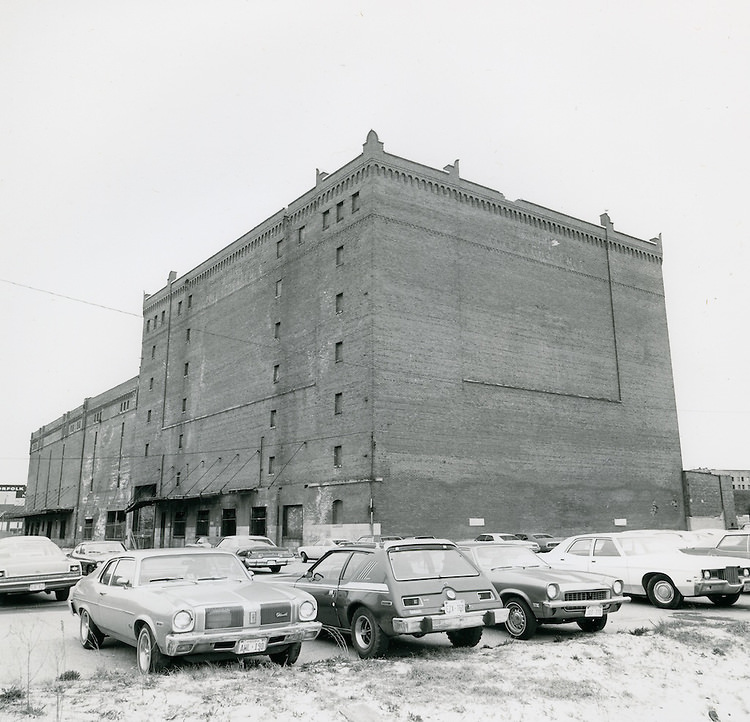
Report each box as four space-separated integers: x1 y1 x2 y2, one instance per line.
25 131 689 548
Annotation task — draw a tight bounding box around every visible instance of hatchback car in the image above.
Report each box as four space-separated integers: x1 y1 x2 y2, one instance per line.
291 538 509 658
474 533 540 553
70 548 321 673
0 536 82 602
215 535 295 573
543 532 750 608
460 542 627 639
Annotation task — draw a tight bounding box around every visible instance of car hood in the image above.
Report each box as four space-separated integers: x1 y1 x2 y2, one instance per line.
141 579 307 606
486 566 616 589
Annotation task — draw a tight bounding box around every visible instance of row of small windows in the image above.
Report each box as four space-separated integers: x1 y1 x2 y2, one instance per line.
322 192 359 231
146 295 192 332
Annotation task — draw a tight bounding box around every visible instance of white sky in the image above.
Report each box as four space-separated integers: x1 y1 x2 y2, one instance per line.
1 1 748 488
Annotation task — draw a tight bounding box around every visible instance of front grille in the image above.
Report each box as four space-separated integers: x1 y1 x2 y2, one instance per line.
261 601 292 626
715 567 739 584
563 589 608 603
205 606 244 630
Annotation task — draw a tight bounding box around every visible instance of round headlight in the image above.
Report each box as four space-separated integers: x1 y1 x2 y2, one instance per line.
299 600 317 621
703 570 712 580
546 583 560 600
612 579 624 596
173 610 194 632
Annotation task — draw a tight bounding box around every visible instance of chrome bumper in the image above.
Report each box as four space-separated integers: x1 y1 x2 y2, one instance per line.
392 608 509 634
164 620 321 656
693 580 745 596
542 595 629 610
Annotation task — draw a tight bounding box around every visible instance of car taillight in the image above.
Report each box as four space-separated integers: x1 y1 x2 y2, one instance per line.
402 596 423 607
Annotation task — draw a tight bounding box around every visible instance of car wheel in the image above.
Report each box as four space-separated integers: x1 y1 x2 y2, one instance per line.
268 642 302 666
55 588 70 602
351 607 389 659
269 566 281 573
504 597 538 640
79 609 105 649
136 626 168 674
646 574 683 609
446 626 483 648
707 593 741 607
300 552 309 563
576 615 608 633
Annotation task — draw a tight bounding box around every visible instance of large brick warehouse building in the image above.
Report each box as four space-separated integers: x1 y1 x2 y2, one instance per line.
23 131 686 548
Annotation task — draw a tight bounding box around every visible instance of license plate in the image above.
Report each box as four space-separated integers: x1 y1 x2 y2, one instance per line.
585 604 603 617
29 583 45 592
443 600 466 615
237 638 267 654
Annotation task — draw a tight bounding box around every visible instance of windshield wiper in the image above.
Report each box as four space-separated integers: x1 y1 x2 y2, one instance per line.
148 577 185 583
197 576 228 581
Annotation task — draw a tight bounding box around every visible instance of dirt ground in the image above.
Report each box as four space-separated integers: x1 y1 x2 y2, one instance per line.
1 614 747 722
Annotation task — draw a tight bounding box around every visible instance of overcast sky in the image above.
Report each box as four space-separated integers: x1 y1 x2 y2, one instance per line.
1 1 748 496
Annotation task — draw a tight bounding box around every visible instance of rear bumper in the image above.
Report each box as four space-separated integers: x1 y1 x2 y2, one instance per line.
243 559 290 568
164 620 322 657
392 608 509 634
0 575 81 595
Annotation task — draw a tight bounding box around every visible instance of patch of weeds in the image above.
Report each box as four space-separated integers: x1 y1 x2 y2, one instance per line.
57 670 81 682
712 647 726 656
407 714 423 722
0 685 25 703
629 626 650 636
571 654 580 662
553 636 565 643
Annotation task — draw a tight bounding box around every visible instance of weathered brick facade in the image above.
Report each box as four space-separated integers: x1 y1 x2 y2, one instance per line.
24 131 687 547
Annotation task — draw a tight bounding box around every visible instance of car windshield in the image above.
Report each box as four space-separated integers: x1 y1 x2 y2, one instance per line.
472 546 546 570
389 546 479 580
80 542 126 555
138 553 250 584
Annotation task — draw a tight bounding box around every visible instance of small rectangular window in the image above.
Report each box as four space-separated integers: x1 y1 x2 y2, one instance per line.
336 245 344 266
351 191 360 213
151 345 156 359
276 239 283 258
274 321 281 340
188 294 193 309
336 201 344 222
335 341 343 363
268 456 275 475
334 392 342 415
149 377 154 390
182 398 187 413
196 509 210 537
334 445 342 468
184 362 189 377
335 293 343 314
146 319 151 332
177 300 182 315
275 279 282 297
178 434 184 449
270 409 277 428
186 328 191 343
297 226 305 244
145 443 149 457
273 364 280 383
161 310 166 324
173 510 186 537
175 471 181 487
323 209 330 229
147 410 152 423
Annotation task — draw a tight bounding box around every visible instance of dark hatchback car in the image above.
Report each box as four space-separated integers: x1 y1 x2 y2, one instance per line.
291 538 509 658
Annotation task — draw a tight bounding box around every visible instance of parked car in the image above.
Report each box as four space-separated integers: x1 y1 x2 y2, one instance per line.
513 532 562 553
473 533 540 553
290 538 509 658
0 536 82 601
186 536 214 548
355 535 404 544
69 548 321 673
459 542 627 639
215 535 294 573
679 532 750 562
68 541 128 575
298 538 352 563
542 532 750 608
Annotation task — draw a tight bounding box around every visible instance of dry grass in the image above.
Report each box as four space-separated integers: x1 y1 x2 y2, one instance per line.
1 616 748 721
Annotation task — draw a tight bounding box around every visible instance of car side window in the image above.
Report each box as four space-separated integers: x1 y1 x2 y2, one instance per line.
340 551 380 584
99 559 118 585
717 536 745 552
309 551 351 584
593 538 620 557
111 558 136 587
567 539 593 556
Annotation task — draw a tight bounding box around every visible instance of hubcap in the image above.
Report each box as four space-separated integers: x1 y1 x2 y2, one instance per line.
80 613 90 642
355 616 372 649
138 632 151 673
507 605 526 635
654 581 674 604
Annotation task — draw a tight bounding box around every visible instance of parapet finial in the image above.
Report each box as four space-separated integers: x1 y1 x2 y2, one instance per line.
363 129 384 154
599 212 614 231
